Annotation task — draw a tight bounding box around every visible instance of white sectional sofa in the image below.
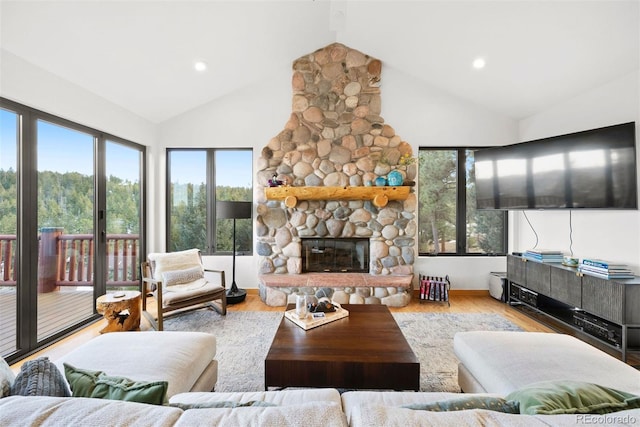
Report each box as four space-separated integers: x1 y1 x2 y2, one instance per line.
453 331 640 395
0 389 349 427
54 331 219 398
341 391 640 426
3 330 640 426
3 387 640 426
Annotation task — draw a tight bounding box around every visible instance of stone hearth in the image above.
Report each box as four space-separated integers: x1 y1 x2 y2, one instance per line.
255 43 416 307
258 273 412 307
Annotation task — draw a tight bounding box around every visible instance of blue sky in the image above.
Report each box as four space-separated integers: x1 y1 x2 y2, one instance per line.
1 109 252 187
169 150 252 188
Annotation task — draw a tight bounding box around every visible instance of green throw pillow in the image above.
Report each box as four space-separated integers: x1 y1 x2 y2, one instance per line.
64 363 168 405
402 396 519 413
170 400 278 410
505 380 640 415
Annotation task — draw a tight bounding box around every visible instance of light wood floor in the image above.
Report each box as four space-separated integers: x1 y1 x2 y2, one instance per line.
11 290 555 373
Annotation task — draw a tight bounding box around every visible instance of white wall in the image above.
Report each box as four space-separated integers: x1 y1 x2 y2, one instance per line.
383 66 518 289
0 50 156 146
155 64 293 288
157 64 519 291
515 71 640 271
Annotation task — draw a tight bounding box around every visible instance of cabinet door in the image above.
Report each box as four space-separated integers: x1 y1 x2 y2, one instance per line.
550 268 582 307
525 261 551 295
581 276 623 324
507 255 526 285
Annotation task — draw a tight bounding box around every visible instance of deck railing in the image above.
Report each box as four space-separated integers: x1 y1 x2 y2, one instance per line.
0 230 140 291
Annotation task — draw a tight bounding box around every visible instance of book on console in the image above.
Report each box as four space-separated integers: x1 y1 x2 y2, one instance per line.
525 249 563 255
577 269 635 280
578 265 633 275
524 250 564 263
580 258 629 270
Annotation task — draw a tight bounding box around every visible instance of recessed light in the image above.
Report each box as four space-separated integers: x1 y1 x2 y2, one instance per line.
472 57 486 69
194 61 207 72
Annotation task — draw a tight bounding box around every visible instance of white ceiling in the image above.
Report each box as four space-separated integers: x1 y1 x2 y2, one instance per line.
1 0 638 124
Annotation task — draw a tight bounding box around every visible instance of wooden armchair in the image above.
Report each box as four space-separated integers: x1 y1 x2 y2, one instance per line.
141 248 227 330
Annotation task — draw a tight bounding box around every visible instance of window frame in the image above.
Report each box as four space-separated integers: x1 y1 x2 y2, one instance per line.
165 147 253 256
0 97 146 363
418 146 508 257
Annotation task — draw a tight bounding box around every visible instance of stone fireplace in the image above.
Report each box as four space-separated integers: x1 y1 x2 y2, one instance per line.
255 43 416 307
301 238 369 273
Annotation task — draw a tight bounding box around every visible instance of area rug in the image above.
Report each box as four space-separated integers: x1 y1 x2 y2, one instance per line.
163 310 283 393
163 310 522 393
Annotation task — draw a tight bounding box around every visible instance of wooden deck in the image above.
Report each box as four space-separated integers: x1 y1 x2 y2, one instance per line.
0 288 95 356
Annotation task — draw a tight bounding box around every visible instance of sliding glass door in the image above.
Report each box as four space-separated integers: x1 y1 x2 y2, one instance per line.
36 119 97 340
0 109 19 355
105 140 142 291
0 98 146 363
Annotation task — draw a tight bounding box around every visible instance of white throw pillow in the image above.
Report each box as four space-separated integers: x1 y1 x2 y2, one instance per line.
149 249 203 280
162 266 204 287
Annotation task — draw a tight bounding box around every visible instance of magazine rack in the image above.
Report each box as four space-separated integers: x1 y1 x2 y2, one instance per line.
419 274 450 307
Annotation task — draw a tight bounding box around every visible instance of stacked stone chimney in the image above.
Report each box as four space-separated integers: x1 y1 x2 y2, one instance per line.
255 43 417 277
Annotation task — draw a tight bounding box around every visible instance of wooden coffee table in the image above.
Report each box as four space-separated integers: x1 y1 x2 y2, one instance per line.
265 304 419 390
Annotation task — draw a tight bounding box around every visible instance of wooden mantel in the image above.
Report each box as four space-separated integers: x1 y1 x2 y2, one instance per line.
265 185 410 208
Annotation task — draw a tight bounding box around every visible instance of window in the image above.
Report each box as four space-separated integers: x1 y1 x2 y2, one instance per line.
0 97 145 362
167 148 252 254
418 147 507 255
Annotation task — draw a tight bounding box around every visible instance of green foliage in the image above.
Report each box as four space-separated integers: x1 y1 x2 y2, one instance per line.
0 169 18 234
417 149 506 255
418 150 457 254
107 176 141 234
466 154 506 254
473 210 506 253
169 183 252 254
0 169 140 235
170 183 207 252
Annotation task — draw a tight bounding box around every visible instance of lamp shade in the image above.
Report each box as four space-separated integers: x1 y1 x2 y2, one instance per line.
216 201 252 220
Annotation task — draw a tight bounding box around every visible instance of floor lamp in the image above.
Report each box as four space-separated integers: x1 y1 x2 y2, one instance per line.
216 201 252 304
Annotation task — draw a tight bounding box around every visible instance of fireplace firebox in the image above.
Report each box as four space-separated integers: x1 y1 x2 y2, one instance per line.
302 238 369 273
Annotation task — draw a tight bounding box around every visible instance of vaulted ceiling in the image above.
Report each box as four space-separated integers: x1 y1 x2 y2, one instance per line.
1 0 638 124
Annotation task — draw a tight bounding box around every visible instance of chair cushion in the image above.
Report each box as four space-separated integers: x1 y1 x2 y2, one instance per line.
148 248 203 280
163 280 225 306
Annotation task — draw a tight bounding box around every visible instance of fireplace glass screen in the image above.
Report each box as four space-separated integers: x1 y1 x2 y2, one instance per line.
302 238 369 273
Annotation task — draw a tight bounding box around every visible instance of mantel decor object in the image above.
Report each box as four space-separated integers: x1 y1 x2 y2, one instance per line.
387 170 404 186
216 201 252 304
374 176 387 187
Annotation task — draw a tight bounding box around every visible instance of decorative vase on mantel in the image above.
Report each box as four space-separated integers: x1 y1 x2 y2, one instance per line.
374 176 387 187
387 170 404 186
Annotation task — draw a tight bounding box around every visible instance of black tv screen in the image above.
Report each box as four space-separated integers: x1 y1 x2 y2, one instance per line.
474 122 637 210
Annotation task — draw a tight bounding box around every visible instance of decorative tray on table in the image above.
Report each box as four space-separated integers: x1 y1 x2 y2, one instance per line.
284 304 349 330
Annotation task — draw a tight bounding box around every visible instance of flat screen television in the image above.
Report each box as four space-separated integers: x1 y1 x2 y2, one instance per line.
474 122 637 210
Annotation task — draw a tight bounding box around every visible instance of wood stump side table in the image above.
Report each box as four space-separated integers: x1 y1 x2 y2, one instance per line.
96 291 141 333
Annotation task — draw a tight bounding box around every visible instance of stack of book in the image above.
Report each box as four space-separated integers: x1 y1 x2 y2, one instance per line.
578 258 635 279
524 249 564 263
